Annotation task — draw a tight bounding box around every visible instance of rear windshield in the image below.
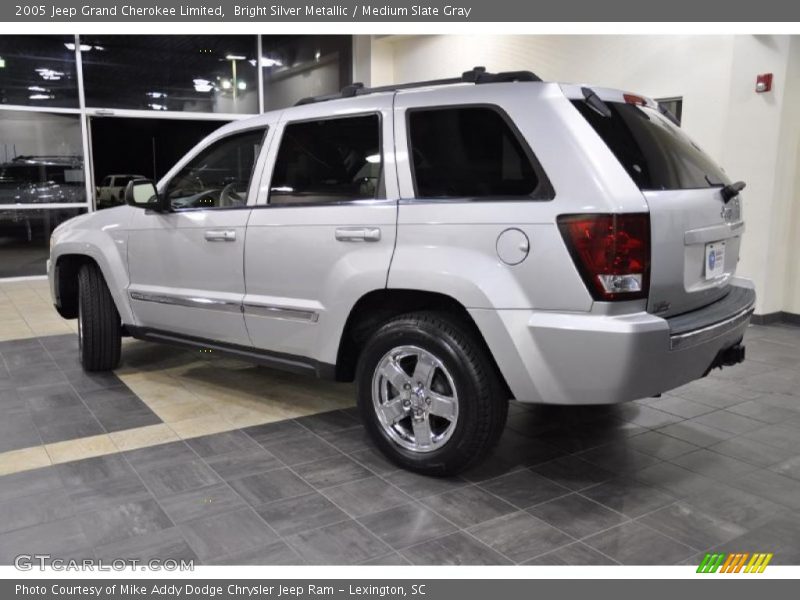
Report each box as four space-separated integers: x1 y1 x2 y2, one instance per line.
571 100 730 191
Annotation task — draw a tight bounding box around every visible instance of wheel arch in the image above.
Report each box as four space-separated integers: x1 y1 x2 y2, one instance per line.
334 288 513 399
52 249 133 326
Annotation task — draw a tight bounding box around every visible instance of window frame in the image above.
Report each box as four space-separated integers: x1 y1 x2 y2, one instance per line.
265 110 386 209
163 125 269 213
404 103 555 203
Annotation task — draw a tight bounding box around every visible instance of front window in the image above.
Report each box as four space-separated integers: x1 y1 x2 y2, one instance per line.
165 128 265 210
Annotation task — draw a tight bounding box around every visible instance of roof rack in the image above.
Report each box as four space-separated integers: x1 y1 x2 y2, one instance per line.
295 66 542 106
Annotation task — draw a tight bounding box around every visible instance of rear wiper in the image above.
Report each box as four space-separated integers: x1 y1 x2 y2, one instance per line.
720 181 746 203
581 87 611 117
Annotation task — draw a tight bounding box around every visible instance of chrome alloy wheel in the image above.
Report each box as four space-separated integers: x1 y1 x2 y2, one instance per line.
371 345 459 453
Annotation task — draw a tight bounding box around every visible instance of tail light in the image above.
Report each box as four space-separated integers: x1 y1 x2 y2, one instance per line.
557 213 651 301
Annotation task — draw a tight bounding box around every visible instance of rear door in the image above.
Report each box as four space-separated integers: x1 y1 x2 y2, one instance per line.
243 94 398 367
565 86 744 317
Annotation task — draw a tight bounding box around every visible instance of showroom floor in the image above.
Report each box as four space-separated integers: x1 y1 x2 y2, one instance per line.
1 279 800 565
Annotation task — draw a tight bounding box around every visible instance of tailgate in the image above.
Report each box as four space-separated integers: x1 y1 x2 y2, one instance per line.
646 189 744 317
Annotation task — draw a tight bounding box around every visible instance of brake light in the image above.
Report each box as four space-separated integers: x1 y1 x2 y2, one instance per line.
623 93 647 106
557 213 651 301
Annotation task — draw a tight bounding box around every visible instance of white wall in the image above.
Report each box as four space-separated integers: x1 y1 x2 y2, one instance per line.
364 34 800 316
779 37 800 314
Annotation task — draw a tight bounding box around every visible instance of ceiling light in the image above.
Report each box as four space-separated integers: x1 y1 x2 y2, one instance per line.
315 51 321 61
28 86 47 92
148 103 167 111
64 43 92 52
225 54 246 61
193 78 213 92
0 57 5 68
29 94 53 100
260 57 282 67
237 80 247 90
146 92 167 98
220 79 232 90
365 154 381 164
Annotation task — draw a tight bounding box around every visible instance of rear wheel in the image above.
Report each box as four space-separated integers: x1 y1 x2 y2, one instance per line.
77 263 121 372
356 311 507 476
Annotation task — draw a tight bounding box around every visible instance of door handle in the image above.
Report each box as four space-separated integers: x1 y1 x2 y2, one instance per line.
204 229 236 242
335 227 381 242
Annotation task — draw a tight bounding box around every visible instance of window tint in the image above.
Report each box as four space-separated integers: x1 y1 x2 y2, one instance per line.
269 114 381 204
408 107 546 199
166 129 265 210
572 100 729 190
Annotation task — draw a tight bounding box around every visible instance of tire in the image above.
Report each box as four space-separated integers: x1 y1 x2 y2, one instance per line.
356 311 508 476
77 263 121 372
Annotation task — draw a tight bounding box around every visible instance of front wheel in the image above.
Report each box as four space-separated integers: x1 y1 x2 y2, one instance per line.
356 312 508 476
77 263 121 372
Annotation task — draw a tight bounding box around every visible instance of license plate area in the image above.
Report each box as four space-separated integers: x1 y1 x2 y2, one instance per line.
705 241 726 280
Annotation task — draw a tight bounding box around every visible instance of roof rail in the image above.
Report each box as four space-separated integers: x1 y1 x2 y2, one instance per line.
294 66 542 106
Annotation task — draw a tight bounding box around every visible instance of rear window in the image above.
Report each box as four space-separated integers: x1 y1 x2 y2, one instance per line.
408 106 552 199
572 100 730 191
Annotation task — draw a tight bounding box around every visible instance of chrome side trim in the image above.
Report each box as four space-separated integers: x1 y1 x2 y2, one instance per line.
243 303 319 323
129 291 243 313
669 305 754 350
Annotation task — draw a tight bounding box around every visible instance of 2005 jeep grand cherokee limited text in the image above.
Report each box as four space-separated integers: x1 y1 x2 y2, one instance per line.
48 68 755 475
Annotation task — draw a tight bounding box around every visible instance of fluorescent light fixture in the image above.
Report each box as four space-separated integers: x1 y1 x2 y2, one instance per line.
365 154 381 164
146 92 167 98
270 186 294 193
220 79 232 90
315 51 321 61
193 78 213 92
225 54 246 61
237 80 247 90
148 103 167 111
0 57 5 68
29 94 53 100
249 57 283 68
64 43 92 52
28 86 47 92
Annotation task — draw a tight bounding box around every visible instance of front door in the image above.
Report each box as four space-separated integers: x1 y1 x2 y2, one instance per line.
127 127 269 346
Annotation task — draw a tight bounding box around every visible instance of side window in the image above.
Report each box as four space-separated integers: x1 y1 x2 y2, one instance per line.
408 106 551 199
269 114 381 205
166 128 265 210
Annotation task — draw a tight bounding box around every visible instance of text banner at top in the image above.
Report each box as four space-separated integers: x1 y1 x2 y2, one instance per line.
4 0 800 22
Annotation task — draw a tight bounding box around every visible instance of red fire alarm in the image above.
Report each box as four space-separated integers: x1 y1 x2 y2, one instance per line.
756 73 773 93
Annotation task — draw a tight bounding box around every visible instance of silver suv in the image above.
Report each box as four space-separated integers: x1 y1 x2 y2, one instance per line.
48 68 755 475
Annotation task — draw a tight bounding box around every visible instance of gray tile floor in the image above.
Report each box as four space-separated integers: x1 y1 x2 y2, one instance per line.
0 336 160 452
1 323 800 565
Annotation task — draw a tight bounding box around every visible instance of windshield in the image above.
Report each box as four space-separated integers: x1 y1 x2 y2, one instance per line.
572 100 730 191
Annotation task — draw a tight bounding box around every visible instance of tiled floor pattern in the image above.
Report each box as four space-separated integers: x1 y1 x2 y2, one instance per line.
0 333 356 475
1 275 799 565
0 278 76 341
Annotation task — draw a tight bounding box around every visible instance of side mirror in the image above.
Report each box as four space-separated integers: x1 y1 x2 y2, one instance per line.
124 179 168 212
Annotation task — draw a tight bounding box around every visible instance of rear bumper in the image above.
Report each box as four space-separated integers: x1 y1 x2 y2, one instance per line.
470 278 755 405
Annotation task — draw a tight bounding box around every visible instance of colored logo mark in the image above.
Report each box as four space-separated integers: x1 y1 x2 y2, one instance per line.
697 552 773 573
